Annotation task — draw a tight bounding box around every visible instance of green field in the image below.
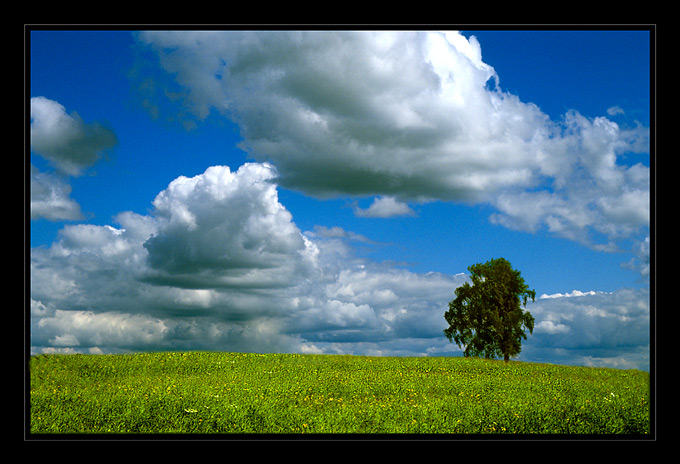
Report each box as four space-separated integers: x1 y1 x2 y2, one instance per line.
29 351 650 435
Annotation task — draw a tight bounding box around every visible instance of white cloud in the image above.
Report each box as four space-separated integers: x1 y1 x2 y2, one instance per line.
354 196 417 218
30 97 118 221
141 163 316 290
134 31 546 201
30 162 650 370
524 287 650 370
35 309 169 350
30 165 84 221
489 111 649 252
308 225 376 244
29 31 651 369
539 289 604 299
607 106 625 116
621 235 650 278
30 163 463 355
30 97 117 176
134 30 649 261
534 320 570 334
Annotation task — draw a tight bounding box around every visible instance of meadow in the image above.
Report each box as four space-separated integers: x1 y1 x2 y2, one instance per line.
29 351 650 435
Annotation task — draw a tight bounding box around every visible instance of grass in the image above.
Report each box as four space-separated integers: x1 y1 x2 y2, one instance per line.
29 351 651 435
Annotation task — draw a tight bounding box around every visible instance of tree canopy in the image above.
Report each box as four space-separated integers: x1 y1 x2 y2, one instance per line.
444 257 535 362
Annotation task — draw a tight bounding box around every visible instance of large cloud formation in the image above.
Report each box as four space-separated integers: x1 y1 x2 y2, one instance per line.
30 31 651 371
525 288 650 371
29 163 467 356
30 162 650 370
141 163 315 291
135 30 649 256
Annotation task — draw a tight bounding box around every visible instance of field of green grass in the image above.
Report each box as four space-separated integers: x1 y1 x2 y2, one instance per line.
29 351 650 435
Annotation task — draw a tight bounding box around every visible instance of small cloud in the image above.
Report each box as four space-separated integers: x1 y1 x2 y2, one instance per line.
30 165 84 221
30 96 117 176
310 225 376 243
539 289 605 299
354 196 417 218
534 320 570 334
607 106 625 116
30 97 118 222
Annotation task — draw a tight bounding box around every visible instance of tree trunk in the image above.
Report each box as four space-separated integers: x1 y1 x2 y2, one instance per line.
504 354 509 363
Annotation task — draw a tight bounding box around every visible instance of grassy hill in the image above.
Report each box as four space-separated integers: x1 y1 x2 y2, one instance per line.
29 351 650 435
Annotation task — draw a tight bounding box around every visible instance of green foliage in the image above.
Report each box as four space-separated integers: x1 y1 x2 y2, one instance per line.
444 257 536 361
29 352 650 435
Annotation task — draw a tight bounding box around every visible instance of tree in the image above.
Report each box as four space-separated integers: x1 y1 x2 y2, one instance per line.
444 258 536 362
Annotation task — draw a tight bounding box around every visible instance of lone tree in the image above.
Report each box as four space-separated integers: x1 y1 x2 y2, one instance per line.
444 257 535 362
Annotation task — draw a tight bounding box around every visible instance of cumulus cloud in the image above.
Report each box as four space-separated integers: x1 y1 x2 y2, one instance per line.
354 196 417 218
539 289 605 299
30 162 650 370
133 30 649 259
29 163 458 356
308 225 376 244
621 235 650 278
30 164 311 354
607 106 625 116
289 261 467 345
30 97 117 176
141 163 317 291
134 31 538 202
488 111 650 252
30 97 118 221
30 165 84 221
29 31 650 370
524 287 650 370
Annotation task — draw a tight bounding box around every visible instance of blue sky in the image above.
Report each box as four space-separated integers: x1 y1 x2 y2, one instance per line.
28 28 652 370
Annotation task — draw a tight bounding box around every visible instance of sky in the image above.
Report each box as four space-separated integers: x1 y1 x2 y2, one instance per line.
27 27 653 371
